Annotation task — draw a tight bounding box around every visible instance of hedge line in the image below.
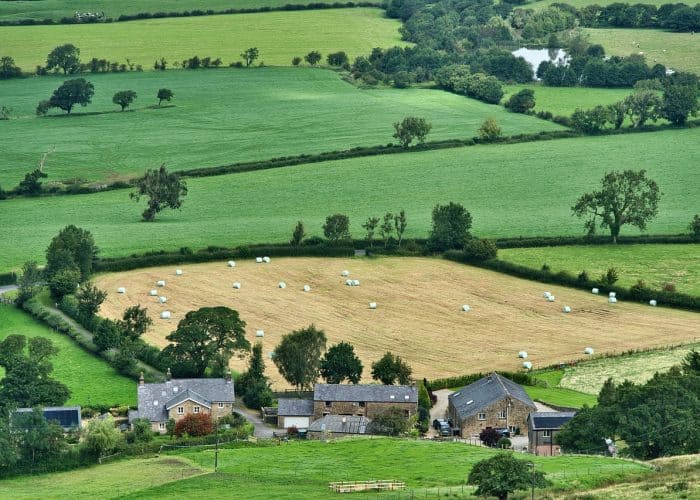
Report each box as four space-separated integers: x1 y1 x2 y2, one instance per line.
494 234 697 249
0 2 382 26
428 371 538 391
0 272 17 286
443 252 700 312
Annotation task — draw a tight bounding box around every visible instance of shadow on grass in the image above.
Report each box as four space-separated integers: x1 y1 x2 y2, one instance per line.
42 104 176 118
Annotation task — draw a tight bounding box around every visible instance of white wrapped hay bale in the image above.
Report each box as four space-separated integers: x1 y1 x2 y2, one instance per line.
232 282 241 289
609 297 617 304
352 280 360 286
263 256 271 263
563 306 571 313
341 270 350 276
584 347 594 355
117 287 126 294
175 269 183 276
592 288 599 294
609 291 616 298
149 289 158 296
649 299 657 306
369 302 377 309
160 311 171 319
157 280 166 287
227 260 236 268
543 291 552 298
303 285 311 292
345 279 353 286
278 282 286 289
256 330 264 338
547 295 555 302
462 304 471 312
268 351 275 359
159 296 167 304
518 351 528 359
255 257 263 263
522 361 533 370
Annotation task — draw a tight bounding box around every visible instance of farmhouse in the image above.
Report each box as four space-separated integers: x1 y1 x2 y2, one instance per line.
13 406 81 431
278 398 315 430
307 415 370 439
128 371 235 433
313 383 418 420
447 373 536 438
528 411 576 456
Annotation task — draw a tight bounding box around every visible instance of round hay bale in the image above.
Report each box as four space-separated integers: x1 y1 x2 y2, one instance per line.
278 282 286 289
159 296 167 304
157 280 166 287
268 351 275 359
547 295 555 302
608 297 617 304
369 302 377 309
649 299 657 306
255 257 263 263
522 361 532 370
462 304 471 312
149 289 158 296
263 256 271 263
352 280 360 286
563 306 571 313
160 311 171 319
232 282 241 289
117 287 126 294
256 330 264 338
543 291 552 298
303 285 311 292
584 347 594 355
345 279 353 286
341 270 350 277
175 269 183 276
609 291 616 298
227 260 236 268
518 351 528 359
592 288 599 294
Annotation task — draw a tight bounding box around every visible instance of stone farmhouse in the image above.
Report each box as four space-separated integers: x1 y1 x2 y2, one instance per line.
447 373 536 438
528 411 576 456
128 370 235 433
313 383 418 420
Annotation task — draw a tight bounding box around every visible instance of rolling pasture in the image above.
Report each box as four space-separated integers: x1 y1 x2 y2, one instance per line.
94 258 700 388
0 0 321 22
0 68 563 185
502 84 633 118
500 244 700 296
584 28 700 76
0 305 135 407
0 8 405 71
0 127 698 273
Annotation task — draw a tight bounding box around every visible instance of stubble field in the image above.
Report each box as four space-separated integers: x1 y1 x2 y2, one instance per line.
94 257 700 388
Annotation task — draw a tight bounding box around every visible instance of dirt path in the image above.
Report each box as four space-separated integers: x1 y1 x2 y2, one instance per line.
428 389 453 437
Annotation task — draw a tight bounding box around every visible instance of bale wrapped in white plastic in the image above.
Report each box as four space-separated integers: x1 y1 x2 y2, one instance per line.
462 304 471 312
609 297 617 304
117 287 126 294
303 285 311 292
563 306 571 313
232 282 241 289
352 280 360 286
255 257 263 263
345 279 353 286
157 280 166 287
369 302 377 309
543 291 552 298
592 288 599 294
256 330 264 338
263 256 271 263
160 311 171 319
518 351 528 359
149 289 158 296
547 295 555 302
159 296 167 304
227 260 236 268
341 270 350 277
584 347 594 355
278 282 286 289
175 269 183 276
609 291 616 298
649 299 657 306
522 361 533 370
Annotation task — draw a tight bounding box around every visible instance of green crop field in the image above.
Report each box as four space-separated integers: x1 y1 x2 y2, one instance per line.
559 343 700 395
0 305 135 407
0 8 406 71
524 384 597 408
500 244 700 296
584 28 700 76
0 0 321 22
0 127 698 274
502 84 633 118
0 68 563 185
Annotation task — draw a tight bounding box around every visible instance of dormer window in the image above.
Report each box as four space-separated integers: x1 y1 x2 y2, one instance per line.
173 387 179 393
153 400 159 406
389 395 395 400
161 391 166 396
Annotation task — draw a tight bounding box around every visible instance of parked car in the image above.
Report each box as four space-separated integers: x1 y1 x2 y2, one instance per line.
438 422 451 436
494 427 510 438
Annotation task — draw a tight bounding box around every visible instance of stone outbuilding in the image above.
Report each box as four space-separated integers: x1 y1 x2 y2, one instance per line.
277 398 315 430
447 373 536 438
307 415 370 439
312 383 418 420
528 411 576 456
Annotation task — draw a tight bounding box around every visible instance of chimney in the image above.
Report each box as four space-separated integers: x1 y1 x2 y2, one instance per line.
166 368 172 381
226 369 232 383
139 372 145 385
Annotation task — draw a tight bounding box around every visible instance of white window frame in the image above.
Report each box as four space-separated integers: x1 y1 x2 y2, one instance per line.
477 412 486 421
218 402 224 408
193 406 200 414
177 406 184 415
543 430 551 437
158 422 166 430
498 410 507 419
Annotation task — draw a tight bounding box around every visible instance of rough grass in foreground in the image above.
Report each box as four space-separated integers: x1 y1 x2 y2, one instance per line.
0 304 135 407
0 8 406 71
0 67 563 185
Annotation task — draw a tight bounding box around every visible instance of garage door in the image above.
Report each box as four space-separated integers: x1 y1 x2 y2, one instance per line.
283 417 310 429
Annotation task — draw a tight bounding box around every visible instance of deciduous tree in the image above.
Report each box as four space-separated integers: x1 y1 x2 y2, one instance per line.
240 47 259 67
322 214 351 243
505 89 535 113
273 324 327 392
371 352 412 385
394 210 407 247
118 304 153 341
48 78 94 114
17 261 42 304
45 225 98 282
392 116 432 147
362 216 380 247
468 454 548 500
661 84 699 125
426 202 473 251
305 51 322 66
130 164 188 222
17 169 47 196
157 88 173 106
290 221 305 246
478 117 501 141
320 342 363 384
75 282 107 323
380 212 394 247
46 44 81 74
112 90 137 111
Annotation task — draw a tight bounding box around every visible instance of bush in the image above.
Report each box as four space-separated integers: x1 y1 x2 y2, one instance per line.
479 427 500 447
48 268 80 300
600 267 619 286
463 239 498 262
174 413 213 437
689 215 700 238
477 118 501 141
497 437 512 448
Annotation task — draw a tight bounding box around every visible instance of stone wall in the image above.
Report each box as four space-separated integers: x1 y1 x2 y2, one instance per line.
313 400 417 420
449 397 535 438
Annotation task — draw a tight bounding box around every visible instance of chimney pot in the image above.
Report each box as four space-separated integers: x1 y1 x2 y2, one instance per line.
166 368 172 381
139 372 145 385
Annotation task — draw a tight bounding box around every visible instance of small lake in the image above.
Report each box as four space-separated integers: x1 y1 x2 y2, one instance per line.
512 48 570 79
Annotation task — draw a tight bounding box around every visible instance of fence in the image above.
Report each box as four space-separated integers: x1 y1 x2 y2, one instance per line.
330 480 405 493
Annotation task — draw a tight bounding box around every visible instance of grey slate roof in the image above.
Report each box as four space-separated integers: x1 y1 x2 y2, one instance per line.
314 384 418 403
308 415 370 434
165 389 211 410
449 373 536 420
278 398 315 416
131 378 234 423
528 412 576 430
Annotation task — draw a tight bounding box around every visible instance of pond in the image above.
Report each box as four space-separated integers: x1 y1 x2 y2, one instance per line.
512 48 569 79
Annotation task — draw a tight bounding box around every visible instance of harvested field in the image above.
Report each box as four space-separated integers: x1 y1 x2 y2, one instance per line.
94 257 700 388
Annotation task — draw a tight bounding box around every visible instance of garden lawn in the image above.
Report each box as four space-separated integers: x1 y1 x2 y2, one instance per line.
0 67 563 185
0 0 322 22
584 28 700 76
0 304 135 407
499 244 700 296
0 127 698 273
502 84 633 118
0 8 405 71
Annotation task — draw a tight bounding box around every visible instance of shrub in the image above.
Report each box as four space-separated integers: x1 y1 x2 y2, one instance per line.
174 413 213 437
292 56 302 66
479 427 500 447
662 282 677 292
497 437 512 448
463 238 498 261
600 267 619 286
689 215 700 239
48 268 80 299
577 270 590 283
477 118 501 141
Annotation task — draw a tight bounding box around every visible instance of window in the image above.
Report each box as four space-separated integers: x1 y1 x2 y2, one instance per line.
478 413 486 421
218 402 224 408
498 410 507 419
159 422 165 430
543 430 551 437
359 402 366 408
177 406 184 415
325 401 332 407
404 410 410 418
194 406 200 413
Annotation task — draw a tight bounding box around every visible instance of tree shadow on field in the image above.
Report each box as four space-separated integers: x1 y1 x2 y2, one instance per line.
42 104 176 118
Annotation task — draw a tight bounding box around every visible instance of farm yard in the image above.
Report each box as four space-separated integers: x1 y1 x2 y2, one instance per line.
0 8 406 71
0 68 563 185
1 127 698 274
94 257 700 388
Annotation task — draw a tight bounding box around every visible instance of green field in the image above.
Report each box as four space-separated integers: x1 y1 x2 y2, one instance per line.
559 343 700 395
0 68 563 185
0 8 406 72
0 127 698 274
500 244 700 296
0 0 321 22
0 305 135 407
502 84 633 118
584 28 700 76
